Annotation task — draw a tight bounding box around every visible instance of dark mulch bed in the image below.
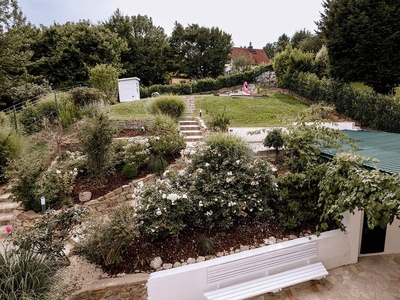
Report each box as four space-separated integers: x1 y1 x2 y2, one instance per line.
100 217 321 275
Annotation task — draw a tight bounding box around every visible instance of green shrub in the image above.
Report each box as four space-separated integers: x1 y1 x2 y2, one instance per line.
10 207 89 263
36 97 58 123
9 81 52 105
18 103 44 133
275 168 324 229
112 139 150 171
69 87 104 107
89 64 119 104
0 125 25 183
195 236 215 255
122 163 138 179
148 114 185 165
79 204 139 267
0 246 60 300
136 134 277 241
147 153 168 176
58 97 82 128
208 106 230 132
148 95 186 119
201 133 253 164
9 157 48 212
264 128 284 159
78 114 116 181
136 181 193 240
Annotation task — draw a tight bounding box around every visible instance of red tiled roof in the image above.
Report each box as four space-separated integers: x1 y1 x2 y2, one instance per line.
232 47 270 65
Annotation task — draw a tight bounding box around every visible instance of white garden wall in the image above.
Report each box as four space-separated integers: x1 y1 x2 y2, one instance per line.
147 229 353 300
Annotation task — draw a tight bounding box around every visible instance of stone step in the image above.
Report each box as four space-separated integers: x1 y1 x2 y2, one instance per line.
180 130 203 137
0 202 21 214
0 193 12 202
0 213 14 226
179 121 198 126
184 136 204 142
179 125 201 131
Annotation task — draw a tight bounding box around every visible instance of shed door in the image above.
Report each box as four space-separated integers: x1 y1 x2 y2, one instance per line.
360 212 387 254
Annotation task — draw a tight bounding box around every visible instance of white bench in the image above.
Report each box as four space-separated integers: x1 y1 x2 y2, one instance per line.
204 241 328 300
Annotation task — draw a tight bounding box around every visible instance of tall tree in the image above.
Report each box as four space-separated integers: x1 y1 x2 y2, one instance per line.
318 0 400 94
169 22 233 79
263 42 276 60
291 29 313 49
275 33 291 54
0 0 33 106
28 21 127 87
104 10 169 86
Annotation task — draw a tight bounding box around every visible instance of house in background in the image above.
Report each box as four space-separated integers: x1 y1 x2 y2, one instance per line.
169 76 191 85
225 42 270 75
118 77 140 102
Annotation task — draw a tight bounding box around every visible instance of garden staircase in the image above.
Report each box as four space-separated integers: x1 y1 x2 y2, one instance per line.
0 193 22 239
179 117 204 143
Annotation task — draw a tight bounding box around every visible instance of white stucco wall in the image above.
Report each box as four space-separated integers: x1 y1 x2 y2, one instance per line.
147 229 351 300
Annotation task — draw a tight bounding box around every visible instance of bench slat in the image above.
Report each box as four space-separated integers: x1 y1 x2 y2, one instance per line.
204 262 328 300
208 242 317 284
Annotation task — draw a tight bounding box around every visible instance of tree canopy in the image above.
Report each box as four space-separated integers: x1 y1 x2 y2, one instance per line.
104 10 169 86
169 22 232 79
318 0 400 94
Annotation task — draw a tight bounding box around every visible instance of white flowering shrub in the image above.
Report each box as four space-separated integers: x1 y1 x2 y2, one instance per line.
185 145 277 229
136 133 278 240
136 179 193 241
112 139 150 171
36 165 78 208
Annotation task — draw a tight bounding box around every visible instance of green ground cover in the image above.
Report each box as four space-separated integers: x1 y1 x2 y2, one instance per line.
196 93 309 127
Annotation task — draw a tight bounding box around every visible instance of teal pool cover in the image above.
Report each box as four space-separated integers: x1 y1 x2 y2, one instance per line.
321 130 400 174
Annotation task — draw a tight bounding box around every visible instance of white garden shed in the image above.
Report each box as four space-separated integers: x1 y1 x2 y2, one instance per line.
118 77 140 102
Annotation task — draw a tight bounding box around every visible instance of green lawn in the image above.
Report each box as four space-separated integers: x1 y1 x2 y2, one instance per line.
108 93 309 127
109 98 153 121
196 93 309 127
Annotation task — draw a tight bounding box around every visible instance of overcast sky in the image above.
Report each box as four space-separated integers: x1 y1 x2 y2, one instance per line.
17 0 324 48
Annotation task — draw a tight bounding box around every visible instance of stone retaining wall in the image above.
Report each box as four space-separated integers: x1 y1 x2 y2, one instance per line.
68 274 148 300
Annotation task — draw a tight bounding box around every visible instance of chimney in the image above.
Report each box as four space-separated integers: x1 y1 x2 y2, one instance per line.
248 42 253 53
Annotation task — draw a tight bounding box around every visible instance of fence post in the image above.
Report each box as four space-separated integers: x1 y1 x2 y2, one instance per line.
13 105 18 132
54 91 59 115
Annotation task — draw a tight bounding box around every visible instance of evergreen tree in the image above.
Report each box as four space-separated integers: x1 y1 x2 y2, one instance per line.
318 0 400 94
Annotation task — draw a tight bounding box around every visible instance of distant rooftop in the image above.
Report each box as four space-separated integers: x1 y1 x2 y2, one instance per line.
323 130 400 174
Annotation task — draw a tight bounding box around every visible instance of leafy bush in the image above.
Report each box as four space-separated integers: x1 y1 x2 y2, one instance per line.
148 95 186 119
79 204 139 266
78 114 116 181
275 167 325 229
18 103 44 133
69 87 104 107
136 180 193 241
273 45 314 88
8 81 52 105
10 157 48 212
122 163 138 179
264 128 284 159
147 114 185 175
89 64 119 104
136 133 277 240
36 97 59 123
112 139 150 171
10 207 89 263
58 96 82 128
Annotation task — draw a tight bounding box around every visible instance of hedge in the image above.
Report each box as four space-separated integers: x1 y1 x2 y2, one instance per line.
289 72 400 133
140 65 273 98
